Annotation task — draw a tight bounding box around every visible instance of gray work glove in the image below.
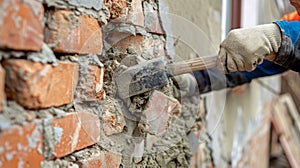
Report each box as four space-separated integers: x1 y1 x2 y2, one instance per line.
172 73 198 98
218 24 282 73
272 34 300 71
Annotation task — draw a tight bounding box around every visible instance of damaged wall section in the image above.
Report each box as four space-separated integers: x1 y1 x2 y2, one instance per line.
0 0 213 167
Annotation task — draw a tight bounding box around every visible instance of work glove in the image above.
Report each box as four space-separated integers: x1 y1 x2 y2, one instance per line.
218 24 282 73
172 73 198 98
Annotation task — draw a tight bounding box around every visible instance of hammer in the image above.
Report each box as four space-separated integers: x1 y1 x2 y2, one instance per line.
115 55 218 99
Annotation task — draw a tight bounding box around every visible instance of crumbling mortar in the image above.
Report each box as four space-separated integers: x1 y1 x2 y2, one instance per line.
42 0 110 26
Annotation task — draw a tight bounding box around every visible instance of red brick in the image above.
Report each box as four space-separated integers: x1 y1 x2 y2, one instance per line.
77 151 122 168
2 59 79 109
141 90 181 134
50 112 101 158
111 0 144 27
113 35 167 60
0 121 44 167
0 66 5 112
113 35 144 53
45 10 102 55
0 0 44 51
77 65 106 101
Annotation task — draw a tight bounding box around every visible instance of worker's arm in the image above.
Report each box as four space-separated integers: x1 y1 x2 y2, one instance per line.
193 60 287 94
218 20 300 73
272 20 300 72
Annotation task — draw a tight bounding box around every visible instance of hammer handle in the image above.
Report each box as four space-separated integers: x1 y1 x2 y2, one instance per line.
166 55 219 76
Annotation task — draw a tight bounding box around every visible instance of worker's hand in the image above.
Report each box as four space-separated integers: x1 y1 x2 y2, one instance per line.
218 24 282 73
172 73 198 98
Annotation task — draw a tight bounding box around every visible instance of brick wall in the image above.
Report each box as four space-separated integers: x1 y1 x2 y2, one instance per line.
0 0 213 167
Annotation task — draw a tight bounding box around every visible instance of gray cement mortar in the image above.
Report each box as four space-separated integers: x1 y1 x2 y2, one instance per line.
42 0 110 25
0 43 58 66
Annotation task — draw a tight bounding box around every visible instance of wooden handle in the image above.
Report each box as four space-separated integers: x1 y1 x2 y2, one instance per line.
166 55 219 76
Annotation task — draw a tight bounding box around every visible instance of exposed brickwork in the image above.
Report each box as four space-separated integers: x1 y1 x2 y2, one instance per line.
0 66 5 112
49 112 101 158
0 0 212 167
141 90 181 134
45 10 103 55
2 60 79 109
0 0 44 51
77 151 122 168
0 121 44 168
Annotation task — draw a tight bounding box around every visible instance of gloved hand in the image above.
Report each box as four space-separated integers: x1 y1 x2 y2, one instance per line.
172 73 198 98
218 24 282 73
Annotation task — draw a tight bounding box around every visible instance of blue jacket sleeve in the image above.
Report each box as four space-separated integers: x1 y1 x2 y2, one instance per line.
193 60 287 93
274 20 300 44
274 20 300 72
242 60 287 83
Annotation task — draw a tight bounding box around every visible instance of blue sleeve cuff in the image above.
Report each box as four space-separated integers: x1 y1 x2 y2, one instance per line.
274 20 300 45
242 60 287 82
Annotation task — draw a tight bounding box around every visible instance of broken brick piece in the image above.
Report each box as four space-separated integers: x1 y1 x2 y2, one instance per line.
49 112 101 158
104 0 127 18
77 65 106 101
2 59 79 109
45 10 102 55
141 90 181 134
0 66 5 112
113 35 167 60
0 0 44 51
102 106 125 136
113 35 145 53
111 0 144 27
0 121 44 168
77 151 122 168
143 2 164 34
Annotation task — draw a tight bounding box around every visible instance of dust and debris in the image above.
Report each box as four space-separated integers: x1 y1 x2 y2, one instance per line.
41 159 79 168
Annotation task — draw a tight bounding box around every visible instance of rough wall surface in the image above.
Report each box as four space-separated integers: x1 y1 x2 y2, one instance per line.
0 0 211 167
